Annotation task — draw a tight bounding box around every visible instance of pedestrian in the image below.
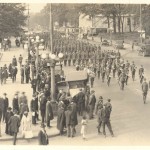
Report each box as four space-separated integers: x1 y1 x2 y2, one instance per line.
21 111 33 142
20 65 24 84
101 104 114 138
8 110 20 145
12 93 19 113
19 92 28 106
45 98 54 128
31 76 37 94
76 88 85 116
2 93 9 122
95 96 103 115
142 78 149 104
20 102 29 121
11 65 18 83
18 54 23 67
88 90 96 119
132 42 134 51
5 107 13 135
81 115 88 140
65 105 72 137
12 56 17 66
57 106 66 135
30 94 37 124
38 123 49 145
97 103 103 134
107 74 111 86
39 92 47 123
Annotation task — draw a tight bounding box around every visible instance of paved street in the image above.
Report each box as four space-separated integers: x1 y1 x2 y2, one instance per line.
0 39 150 145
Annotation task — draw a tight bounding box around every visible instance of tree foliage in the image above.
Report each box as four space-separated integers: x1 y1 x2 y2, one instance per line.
0 3 27 37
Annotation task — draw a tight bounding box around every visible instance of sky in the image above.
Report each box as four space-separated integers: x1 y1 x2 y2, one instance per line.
29 3 47 13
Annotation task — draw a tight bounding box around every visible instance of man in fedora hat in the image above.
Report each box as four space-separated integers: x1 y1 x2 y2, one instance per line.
8 109 20 145
88 90 96 119
95 96 103 115
38 123 49 145
2 93 9 122
5 107 13 135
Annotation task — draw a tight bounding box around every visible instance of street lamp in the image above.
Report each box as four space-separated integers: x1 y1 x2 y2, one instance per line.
41 52 64 101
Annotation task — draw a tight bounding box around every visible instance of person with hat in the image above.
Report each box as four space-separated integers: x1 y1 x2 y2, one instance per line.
30 94 38 124
142 78 149 104
31 76 37 94
20 65 25 84
95 96 103 115
45 98 54 128
18 54 23 67
88 90 96 119
76 88 85 116
57 105 66 136
12 93 19 113
5 107 13 135
19 92 28 107
104 99 112 119
100 104 114 138
2 93 9 122
38 123 49 145
8 109 20 145
21 111 33 141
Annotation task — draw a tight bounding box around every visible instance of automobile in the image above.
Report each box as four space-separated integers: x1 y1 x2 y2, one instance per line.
101 39 110 46
114 40 124 49
139 44 150 57
56 71 89 98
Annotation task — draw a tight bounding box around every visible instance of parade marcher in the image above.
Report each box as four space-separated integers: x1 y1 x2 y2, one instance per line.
107 74 111 86
57 105 66 136
88 90 96 119
81 115 88 140
76 88 85 116
142 78 149 104
8 110 20 145
104 99 112 119
45 98 54 128
101 104 114 138
2 93 9 122
131 61 136 81
20 65 25 84
18 54 23 67
12 93 19 113
21 111 33 141
5 107 13 135
119 70 126 90
38 123 49 145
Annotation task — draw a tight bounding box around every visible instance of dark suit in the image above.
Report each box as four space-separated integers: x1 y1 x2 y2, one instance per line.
38 130 49 145
2 97 9 121
40 95 47 123
12 97 19 113
76 91 85 116
5 111 13 134
8 115 20 145
89 94 96 119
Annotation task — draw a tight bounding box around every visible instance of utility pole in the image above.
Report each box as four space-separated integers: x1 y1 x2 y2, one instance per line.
140 4 142 44
27 4 30 61
49 3 56 101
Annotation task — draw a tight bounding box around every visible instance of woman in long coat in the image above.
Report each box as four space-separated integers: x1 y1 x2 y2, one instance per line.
45 99 54 127
21 111 33 140
57 106 66 135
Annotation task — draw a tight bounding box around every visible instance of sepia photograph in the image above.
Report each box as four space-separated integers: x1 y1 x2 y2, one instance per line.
0 2 150 146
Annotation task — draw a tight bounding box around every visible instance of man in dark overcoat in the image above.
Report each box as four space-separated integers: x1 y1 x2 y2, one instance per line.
57 106 66 135
76 89 85 116
12 93 19 113
5 107 13 135
2 93 9 122
45 98 54 127
8 110 20 145
88 90 96 119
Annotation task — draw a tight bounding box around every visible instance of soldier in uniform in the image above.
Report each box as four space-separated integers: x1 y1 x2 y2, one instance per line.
142 78 149 104
130 61 136 81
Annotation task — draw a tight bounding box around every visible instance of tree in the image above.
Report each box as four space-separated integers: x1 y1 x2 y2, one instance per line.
0 3 27 37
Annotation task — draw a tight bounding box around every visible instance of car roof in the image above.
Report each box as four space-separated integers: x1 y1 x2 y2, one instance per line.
65 71 88 81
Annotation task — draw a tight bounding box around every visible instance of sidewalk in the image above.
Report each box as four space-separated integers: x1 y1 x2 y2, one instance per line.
0 118 59 141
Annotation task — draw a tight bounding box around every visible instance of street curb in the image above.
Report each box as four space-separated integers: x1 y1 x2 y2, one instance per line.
0 132 60 142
